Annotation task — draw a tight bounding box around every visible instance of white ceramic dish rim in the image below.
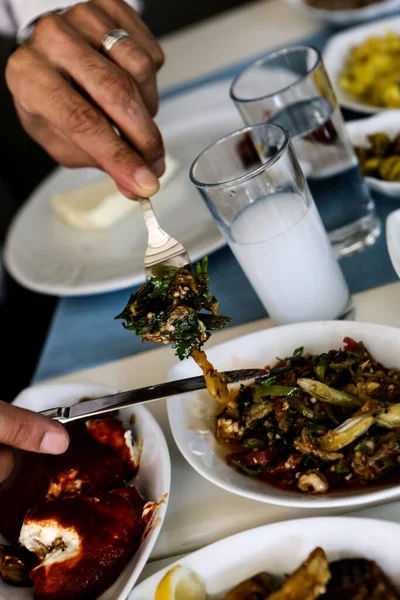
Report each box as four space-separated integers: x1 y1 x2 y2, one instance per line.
9 382 171 600
286 0 400 23
346 110 400 197
167 321 400 509
129 516 400 597
386 208 400 278
323 16 400 114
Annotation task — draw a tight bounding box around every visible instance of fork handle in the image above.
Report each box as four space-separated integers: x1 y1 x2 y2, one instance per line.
139 198 169 248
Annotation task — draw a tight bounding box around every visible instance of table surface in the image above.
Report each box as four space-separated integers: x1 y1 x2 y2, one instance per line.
31 0 400 588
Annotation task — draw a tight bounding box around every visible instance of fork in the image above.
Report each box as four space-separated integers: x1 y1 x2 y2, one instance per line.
139 197 191 278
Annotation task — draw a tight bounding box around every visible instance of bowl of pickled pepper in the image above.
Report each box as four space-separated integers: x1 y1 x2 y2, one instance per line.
346 110 400 198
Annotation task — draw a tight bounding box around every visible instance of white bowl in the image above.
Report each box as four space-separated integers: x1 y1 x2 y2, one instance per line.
386 208 400 277
346 110 400 198
285 0 400 25
167 321 400 509
130 516 400 598
324 15 400 114
0 383 171 600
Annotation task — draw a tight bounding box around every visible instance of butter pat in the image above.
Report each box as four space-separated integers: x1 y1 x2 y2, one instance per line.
52 154 180 230
52 177 134 230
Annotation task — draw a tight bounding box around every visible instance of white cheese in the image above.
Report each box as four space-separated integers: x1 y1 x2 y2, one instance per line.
20 520 81 566
52 153 180 230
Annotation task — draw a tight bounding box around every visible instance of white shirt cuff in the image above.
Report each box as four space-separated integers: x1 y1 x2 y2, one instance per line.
16 0 143 43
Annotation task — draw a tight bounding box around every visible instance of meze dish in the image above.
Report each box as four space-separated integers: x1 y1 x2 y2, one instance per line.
155 546 400 599
219 337 400 494
0 415 157 599
340 31 400 109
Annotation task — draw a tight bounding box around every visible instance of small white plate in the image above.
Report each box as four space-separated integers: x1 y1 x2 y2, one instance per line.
4 81 240 296
386 208 400 277
167 320 400 509
129 516 400 598
286 0 400 25
324 16 400 114
346 110 400 198
0 383 171 600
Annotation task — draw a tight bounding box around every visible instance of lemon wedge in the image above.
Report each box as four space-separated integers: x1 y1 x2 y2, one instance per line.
155 565 207 600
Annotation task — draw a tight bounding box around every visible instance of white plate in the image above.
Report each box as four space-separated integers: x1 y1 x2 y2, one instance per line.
324 16 400 114
387 208 400 277
346 110 400 198
4 81 240 296
0 383 171 600
129 516 400 598
167 320 400 509
286 0 400 25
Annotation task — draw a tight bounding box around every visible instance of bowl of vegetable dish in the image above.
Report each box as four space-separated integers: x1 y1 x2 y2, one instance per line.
323 17 400 114
167 320 400 508
130 517 400 599
346 111 400 198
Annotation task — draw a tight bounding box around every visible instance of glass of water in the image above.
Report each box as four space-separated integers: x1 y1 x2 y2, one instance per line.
230 45 381 258
190 123 353 325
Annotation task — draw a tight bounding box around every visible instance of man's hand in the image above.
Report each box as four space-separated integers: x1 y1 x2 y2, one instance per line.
6 0 165 199
0 401 69 483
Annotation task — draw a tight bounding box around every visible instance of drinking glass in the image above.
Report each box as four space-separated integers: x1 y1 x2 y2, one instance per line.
230 45 381 258
190 123 353 325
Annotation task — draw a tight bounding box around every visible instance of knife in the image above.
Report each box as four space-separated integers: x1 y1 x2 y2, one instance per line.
39 368 265 424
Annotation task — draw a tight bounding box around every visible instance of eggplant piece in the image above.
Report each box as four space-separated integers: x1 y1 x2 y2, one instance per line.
0 545 34 587
269 548 330 600
224 572 281 599
321 558 400 600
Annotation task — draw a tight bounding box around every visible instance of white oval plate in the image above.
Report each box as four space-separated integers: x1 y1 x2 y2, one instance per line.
286 0 400 25
167 320 400 509
0 383 171 600
3 80 239 296
346 110 400 198
323 16 400 115
386 208 400 277
129 516 400 598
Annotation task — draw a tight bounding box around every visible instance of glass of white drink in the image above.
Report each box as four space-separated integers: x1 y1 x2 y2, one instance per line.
190 123 353 325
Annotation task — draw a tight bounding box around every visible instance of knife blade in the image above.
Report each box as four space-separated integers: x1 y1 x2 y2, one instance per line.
39 368 265 424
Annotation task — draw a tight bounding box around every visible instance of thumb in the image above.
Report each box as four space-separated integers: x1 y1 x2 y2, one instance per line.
0 400 70 455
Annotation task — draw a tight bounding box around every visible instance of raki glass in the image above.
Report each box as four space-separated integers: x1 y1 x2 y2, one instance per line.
190 123 353 325
230 45 381 258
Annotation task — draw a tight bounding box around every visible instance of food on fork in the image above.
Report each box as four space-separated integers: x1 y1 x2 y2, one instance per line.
117 257 232 403
340 32 400 108
354 132 400 182
219 338 400 494
52 154 180 230
155 547 400 599
0 417 152 599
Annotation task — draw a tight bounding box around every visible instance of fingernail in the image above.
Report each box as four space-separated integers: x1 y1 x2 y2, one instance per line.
134 167 159 194
41 431 69 454
152 157 166 178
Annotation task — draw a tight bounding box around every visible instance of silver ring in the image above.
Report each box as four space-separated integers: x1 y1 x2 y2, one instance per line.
100 29 131 55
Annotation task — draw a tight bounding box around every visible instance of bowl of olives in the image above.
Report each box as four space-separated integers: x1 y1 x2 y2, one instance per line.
346 110 400 198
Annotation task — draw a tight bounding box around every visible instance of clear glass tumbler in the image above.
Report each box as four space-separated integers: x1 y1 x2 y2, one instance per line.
190 123 353 325
230 45 381 258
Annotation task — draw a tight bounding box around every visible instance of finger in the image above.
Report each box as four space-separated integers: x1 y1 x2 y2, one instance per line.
0 445 14 483
94 0 165 70
0 400 69 455
7 44 160 196
65 3 159 116
32 16 164 169
16 103 97 168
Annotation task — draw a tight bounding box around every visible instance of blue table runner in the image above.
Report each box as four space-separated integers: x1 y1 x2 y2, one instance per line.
33 30 399 383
